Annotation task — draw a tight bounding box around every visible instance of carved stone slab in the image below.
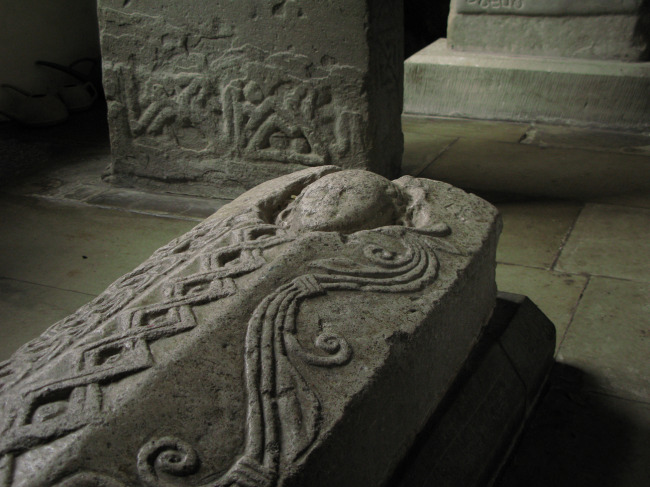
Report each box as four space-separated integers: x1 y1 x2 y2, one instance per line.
456 0 641 16
448 0 646 61
0 167 500 487
97 1 404 198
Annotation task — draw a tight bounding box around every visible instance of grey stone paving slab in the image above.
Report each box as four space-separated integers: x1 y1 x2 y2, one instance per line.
495 200 582 269
520 124 650 156
0 194 196 295
4 150 233 219
557 277 650 403
556 204 650 282
591 192 650 210
496 264 587 351
401 131 457 177
0 278 94 362
419 137 650 200
0 106 110 184
86 189 231 219
6 154 110 199
0 167 500 487
401 115 528 143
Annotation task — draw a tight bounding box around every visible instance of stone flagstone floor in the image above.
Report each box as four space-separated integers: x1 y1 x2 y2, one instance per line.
0 107 648 485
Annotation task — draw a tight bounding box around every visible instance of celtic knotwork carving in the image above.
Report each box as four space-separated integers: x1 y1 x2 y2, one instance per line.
0 254 188 394
1 383 101 457
0 218 292 473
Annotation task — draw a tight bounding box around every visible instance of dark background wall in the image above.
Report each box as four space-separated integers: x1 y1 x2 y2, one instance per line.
404 0 450 58
0 0 101 93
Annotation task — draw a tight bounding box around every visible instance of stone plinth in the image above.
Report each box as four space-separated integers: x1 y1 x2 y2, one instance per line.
404 0 650 130
97 1 404 198
449 0 645 61
0 168 500 487
390 293 556 487
404 39 650 132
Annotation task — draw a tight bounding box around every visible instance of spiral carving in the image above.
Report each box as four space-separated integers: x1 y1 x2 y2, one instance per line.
287 331 352 368
137 437 200 487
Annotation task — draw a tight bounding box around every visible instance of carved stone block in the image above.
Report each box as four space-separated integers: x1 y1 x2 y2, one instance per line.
0 167 500 487
97 1 404 198
448 0 646 61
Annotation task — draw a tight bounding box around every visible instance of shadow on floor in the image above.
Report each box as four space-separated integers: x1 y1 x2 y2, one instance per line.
495 363 650 487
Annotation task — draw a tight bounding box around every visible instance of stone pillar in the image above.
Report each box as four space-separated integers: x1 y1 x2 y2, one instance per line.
97 1 404 198
404 0 650 131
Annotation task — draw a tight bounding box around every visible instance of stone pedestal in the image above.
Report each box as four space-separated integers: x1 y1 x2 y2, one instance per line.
404 0 650 131
97 1 404 198
451 0 645 61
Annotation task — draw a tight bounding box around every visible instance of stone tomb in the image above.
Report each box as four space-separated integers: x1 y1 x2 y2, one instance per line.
97 1 404 198
0 167 506 486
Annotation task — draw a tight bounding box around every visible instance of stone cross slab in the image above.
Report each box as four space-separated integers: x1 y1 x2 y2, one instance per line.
0 168 500 487
97 1 404 198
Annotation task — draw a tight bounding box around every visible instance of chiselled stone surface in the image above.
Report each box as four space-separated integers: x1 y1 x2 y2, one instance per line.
0 167 500 487
456 0 641 16
97 1 404 198
448 0 647 61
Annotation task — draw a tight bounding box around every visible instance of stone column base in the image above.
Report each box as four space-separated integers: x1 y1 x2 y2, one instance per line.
404 39 650 132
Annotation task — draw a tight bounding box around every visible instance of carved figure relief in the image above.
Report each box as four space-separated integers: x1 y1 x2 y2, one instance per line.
220 77 332 166
102 9 364 167
0 168 491 487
